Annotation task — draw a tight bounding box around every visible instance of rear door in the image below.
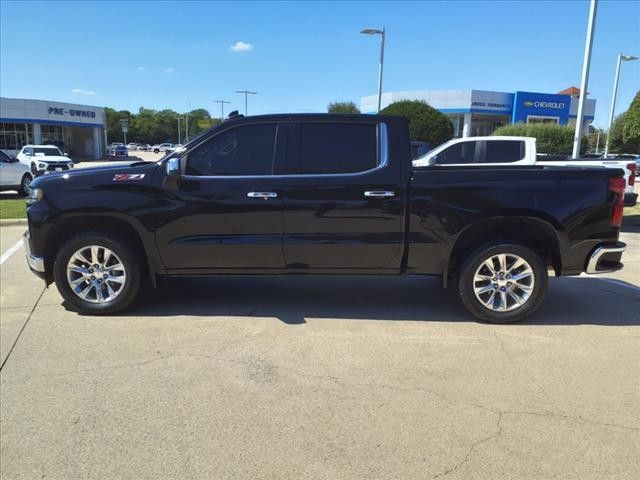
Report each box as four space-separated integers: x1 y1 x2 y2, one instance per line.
279 120 405 271
155 121 286 271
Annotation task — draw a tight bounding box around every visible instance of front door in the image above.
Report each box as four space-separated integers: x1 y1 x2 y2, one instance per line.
280 121 405 272
155 122 286 271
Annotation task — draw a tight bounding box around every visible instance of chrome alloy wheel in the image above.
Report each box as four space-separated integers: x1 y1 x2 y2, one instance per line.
473 253 535 312
66 246 127 304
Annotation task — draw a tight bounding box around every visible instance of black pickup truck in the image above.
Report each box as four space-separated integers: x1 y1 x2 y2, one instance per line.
23 114 627 323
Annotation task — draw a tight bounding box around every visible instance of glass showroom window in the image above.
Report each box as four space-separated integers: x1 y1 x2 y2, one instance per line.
41 124 64 142
0 122 32 150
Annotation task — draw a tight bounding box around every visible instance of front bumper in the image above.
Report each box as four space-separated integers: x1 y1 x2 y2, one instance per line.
624 192 637 207
22 230 46 277
585 242 626 274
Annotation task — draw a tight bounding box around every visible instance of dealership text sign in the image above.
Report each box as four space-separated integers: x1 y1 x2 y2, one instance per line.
48 107 97 118
522 101 566 110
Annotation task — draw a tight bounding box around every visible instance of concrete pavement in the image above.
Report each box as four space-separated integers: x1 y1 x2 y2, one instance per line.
0 224 638 479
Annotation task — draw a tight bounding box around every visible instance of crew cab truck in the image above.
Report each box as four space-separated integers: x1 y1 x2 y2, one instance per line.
413 136 637 206
23 114 627 323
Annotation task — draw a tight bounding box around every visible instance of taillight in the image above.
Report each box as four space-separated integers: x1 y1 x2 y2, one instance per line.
608 177 625 227
627 163 636 186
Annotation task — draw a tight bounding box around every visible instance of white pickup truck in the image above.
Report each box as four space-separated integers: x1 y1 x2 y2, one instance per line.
413 136 637 206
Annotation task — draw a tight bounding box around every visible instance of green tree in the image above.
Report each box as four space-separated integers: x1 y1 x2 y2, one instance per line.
327 101 361 114
493 123 588 155
379 100 453 147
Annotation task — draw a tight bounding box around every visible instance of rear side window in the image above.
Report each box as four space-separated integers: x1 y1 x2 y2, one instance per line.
289 123 378 175
483 141 525 163
435 141 477 164
185 124 277 176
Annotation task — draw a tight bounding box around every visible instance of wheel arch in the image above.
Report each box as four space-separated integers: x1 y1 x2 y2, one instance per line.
447 216 563 281
43 213 160 286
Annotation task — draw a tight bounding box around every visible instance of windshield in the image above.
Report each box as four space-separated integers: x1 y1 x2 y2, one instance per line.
33 147 62 156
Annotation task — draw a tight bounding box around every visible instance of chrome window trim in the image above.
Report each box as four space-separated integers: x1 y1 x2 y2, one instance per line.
179 121 389 180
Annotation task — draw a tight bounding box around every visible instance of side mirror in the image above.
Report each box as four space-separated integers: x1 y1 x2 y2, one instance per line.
166 157 181 176
163 157 182 190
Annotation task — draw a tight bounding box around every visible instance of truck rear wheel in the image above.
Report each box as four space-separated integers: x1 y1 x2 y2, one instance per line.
53 233 141 315
457 242 548 323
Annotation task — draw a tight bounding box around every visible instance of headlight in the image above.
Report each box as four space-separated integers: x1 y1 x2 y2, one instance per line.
38 163 46 169
27 188 44 205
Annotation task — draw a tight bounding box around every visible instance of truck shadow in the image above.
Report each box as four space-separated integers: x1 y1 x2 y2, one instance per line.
125 276 640 326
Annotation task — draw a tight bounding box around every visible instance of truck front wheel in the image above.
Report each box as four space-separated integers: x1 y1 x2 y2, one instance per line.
457 242 548 323
53 233 141 315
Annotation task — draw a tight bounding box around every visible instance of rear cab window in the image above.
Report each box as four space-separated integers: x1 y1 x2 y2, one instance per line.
286 122 378 175
482 140 525 163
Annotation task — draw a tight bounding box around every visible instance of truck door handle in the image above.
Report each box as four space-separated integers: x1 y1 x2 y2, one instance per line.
247 191 278 199
364 191 395 198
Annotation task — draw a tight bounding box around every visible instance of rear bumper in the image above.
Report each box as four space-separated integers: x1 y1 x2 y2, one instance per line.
624 192 638 206
585 242 626 274
22 230 46 279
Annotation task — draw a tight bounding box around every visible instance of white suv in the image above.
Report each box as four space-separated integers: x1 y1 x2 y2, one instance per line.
0 150 32 196
17 145 74 177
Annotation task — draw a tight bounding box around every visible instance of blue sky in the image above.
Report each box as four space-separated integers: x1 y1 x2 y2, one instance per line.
1 0 638 127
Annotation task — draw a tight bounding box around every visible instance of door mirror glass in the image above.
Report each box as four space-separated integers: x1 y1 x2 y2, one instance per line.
166 157 181 176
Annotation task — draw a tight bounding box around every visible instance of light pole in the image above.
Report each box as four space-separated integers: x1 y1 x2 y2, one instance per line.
361 27 385 113
213 99 231 120
571 0 597 159
236 90 257 115
604 53 638 156
177 116 181 144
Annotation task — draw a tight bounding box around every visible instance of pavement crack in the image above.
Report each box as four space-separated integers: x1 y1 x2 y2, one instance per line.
0 285 46 372
432 412 504 479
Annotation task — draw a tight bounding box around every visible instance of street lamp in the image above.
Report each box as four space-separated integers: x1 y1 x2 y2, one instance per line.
213 99 231 120
361 27 385 113
604 53 638 156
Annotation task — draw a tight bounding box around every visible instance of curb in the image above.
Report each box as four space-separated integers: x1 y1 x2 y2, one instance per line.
0 219 27 227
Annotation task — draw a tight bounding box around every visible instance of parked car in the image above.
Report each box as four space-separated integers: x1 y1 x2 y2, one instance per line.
413 136 637 206
16 145 74 177
607 154 639 177
0 150 32 196
23 114 627 323
106 143 124 155
126 143 138 150
111 145 129 157
136 144 151 151
152 143 174 154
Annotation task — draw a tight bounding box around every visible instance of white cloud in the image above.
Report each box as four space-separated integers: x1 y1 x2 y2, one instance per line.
137 66 147 71
164 67 175 73
71 88 96 95
230 41 254 52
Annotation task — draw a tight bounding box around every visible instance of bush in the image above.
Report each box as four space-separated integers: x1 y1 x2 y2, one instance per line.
327 101 360 114
380 100 453 147
493 123 587 155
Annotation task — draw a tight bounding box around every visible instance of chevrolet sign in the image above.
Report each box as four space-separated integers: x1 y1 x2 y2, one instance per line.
523 100 565 109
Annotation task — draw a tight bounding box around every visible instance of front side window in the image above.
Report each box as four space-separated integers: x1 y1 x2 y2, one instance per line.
185 124 277 176
435 141 477 164
289 123 378 175
483 141 525 163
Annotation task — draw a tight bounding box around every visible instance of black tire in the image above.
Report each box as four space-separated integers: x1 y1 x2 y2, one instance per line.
17 173 32 197
53 232 141 315
30 163 38 176
154 149 159 154
457 242 548 324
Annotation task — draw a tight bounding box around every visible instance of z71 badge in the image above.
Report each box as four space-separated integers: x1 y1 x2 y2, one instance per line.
113 173 145 181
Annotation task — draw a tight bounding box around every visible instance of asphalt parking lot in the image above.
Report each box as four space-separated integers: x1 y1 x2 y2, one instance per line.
1 221 639 479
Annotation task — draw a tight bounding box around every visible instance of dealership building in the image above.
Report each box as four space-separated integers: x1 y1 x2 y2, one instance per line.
361 87 596 138
0 97 106 159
